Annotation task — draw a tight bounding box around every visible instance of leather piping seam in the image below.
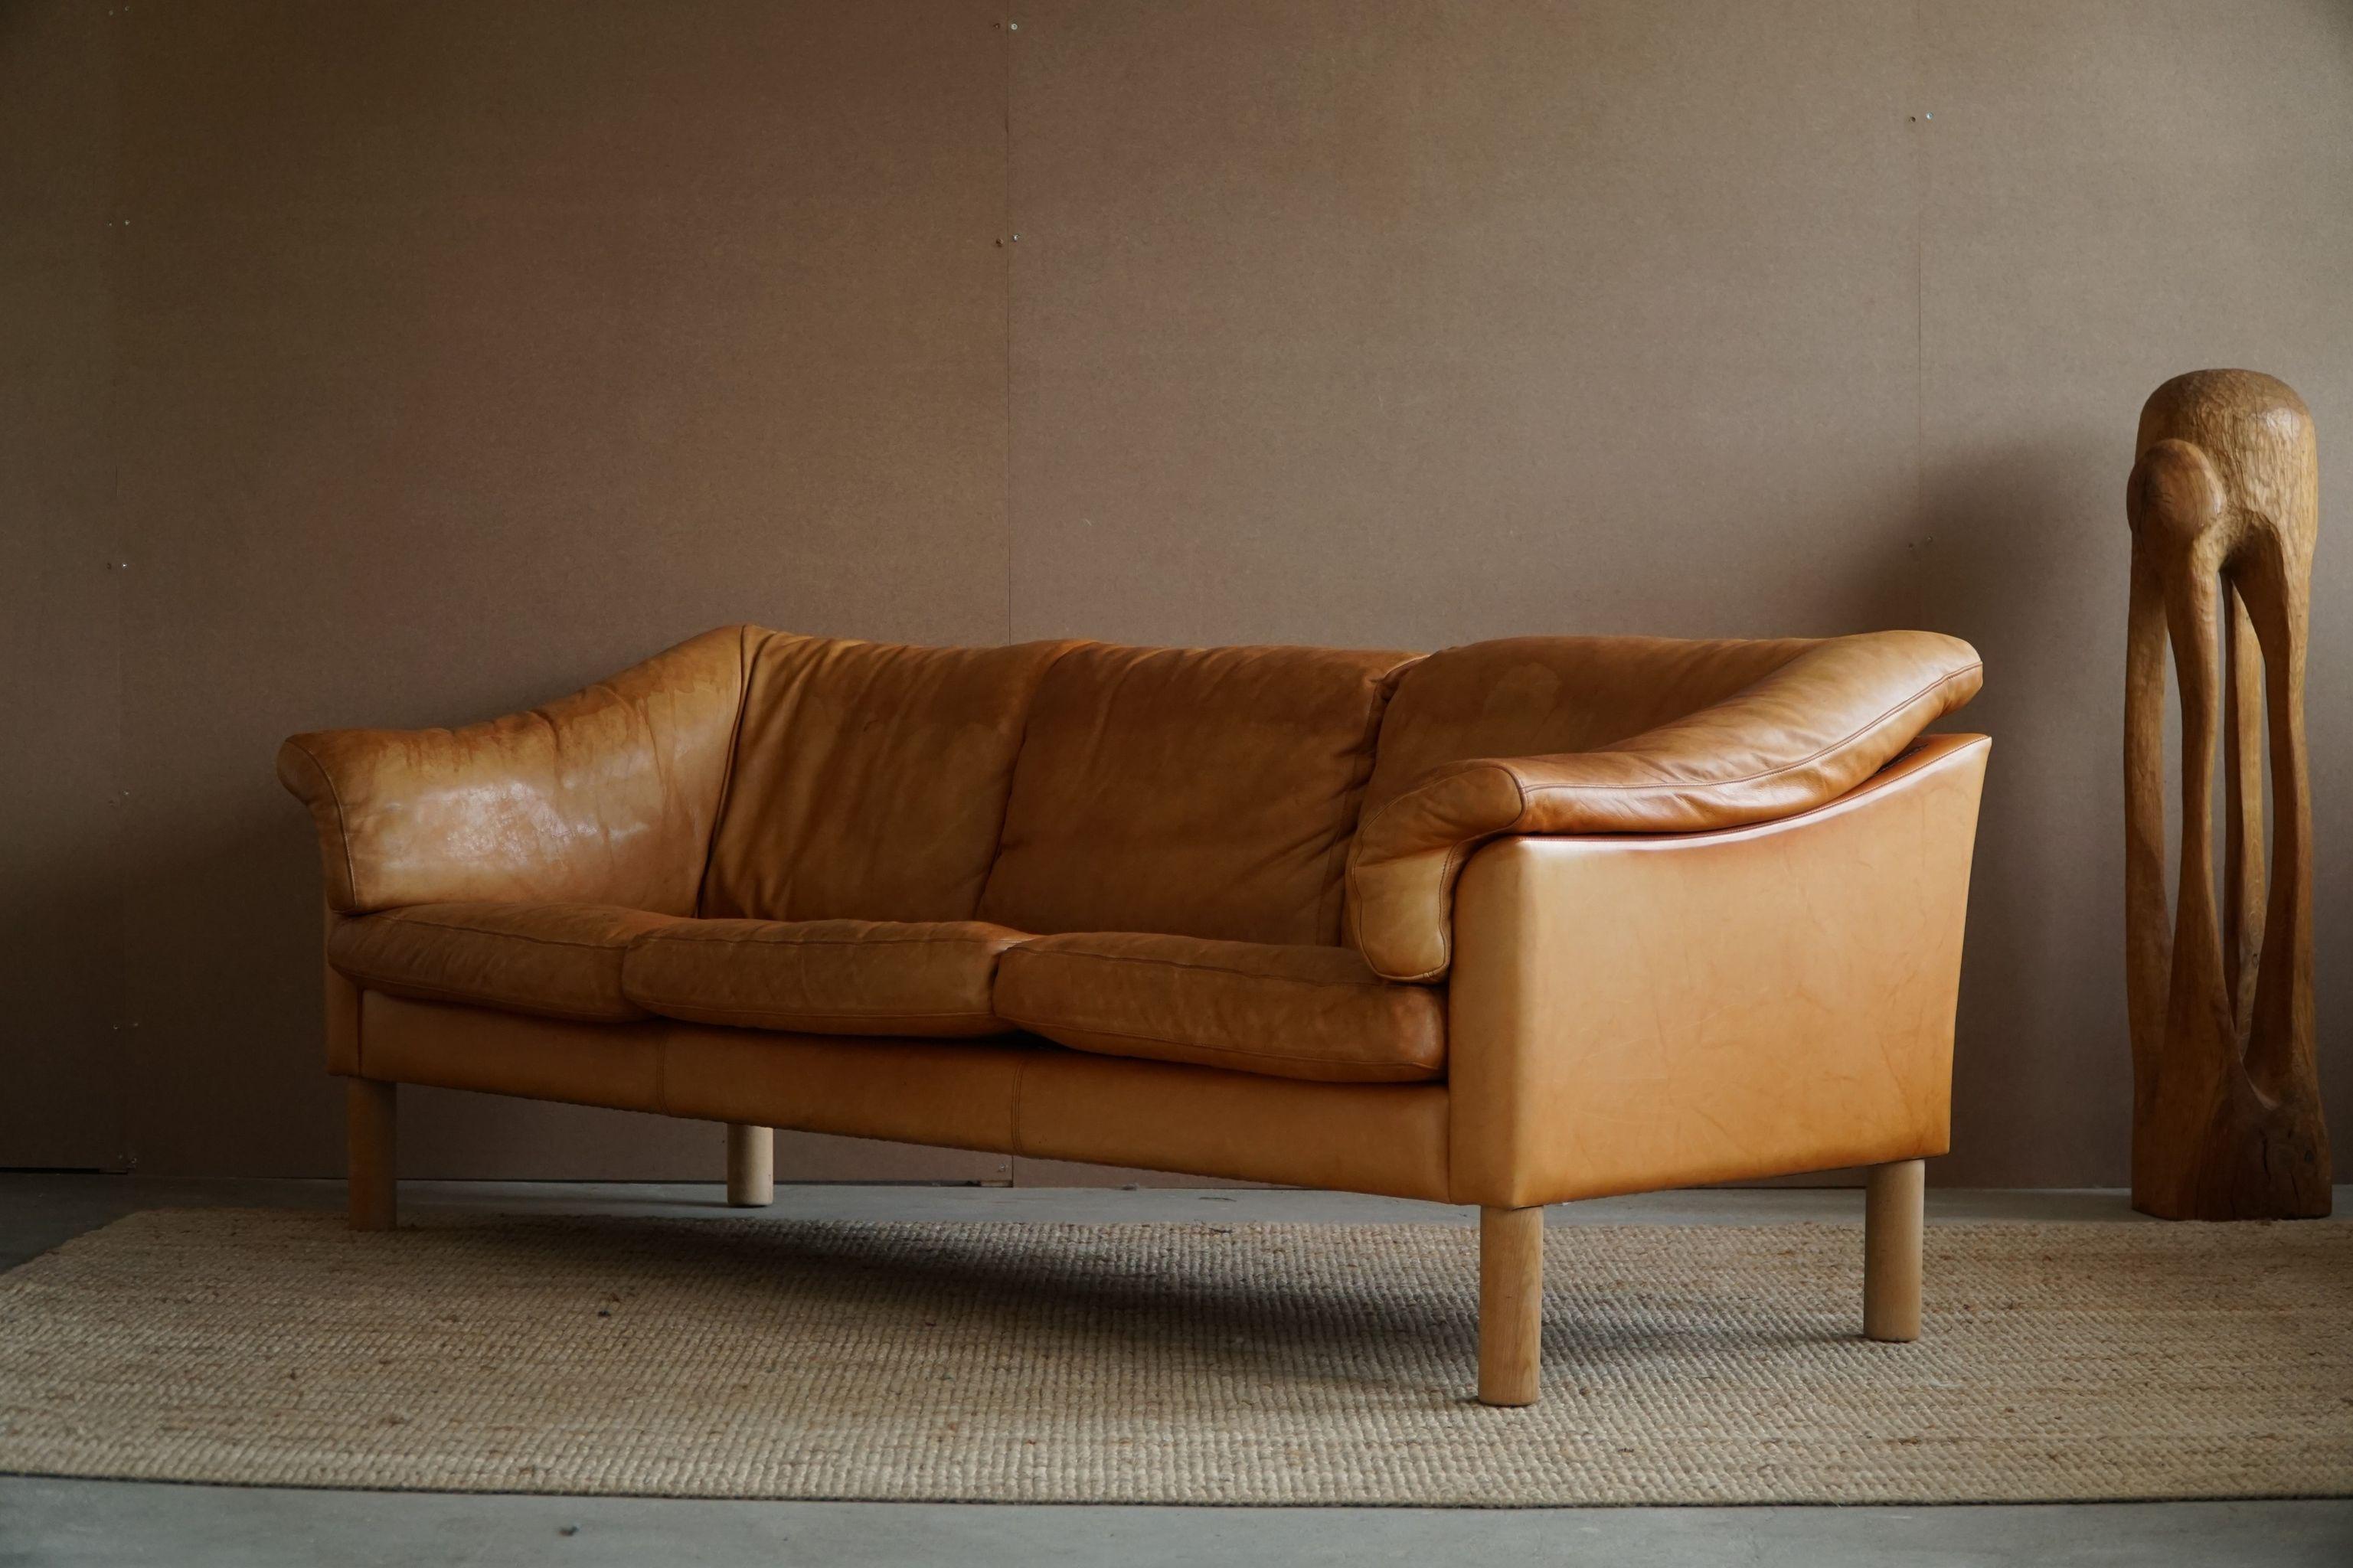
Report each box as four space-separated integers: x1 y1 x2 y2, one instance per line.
1000 1014 1440 1074
632 933 1022 952
332 972 645 1024
284 739 359 911
1606 730 1979 829
692 624 762 919
975 639 1093 924
1368 729 1989 985
1350 658 1982 853
351 917 661 952
1502 728 1987 841
1317 653 1424 942
1505 663 1982 802
1343 836 1482 984
1344 661 1982 979
1005 946 1408 991
627 999 1008 1028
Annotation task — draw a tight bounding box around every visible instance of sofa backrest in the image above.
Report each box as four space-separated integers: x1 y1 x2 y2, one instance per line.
699 632 1076 923
976 643 1419 946
1358 635 1818 825
701 631 1845 945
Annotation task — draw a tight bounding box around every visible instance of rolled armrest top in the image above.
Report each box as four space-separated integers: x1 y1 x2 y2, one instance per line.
277 626 756 913
1345 630 1984 980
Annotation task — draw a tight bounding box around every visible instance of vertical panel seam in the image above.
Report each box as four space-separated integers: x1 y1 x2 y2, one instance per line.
1002 10 1015 645
1912 0 1929 631
106 0 134 1174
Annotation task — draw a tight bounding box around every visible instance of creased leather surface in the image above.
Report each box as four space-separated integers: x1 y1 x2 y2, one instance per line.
1445 733 1990 1207
361 993 668 1111
1359 635 1818 818
330 903 680 1024
700 635 1077 923
279 627 753 915
662 1030 1041 1153
356 995 1448 1197
979 644 1419 946
1349 632 1984 980
625 919 1025 1037
996 931 1445 1083
361 992 1041 1146
1013 1052 1452 1199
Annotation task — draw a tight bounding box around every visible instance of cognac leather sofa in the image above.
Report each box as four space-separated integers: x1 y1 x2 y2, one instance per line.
279 627 1988 1406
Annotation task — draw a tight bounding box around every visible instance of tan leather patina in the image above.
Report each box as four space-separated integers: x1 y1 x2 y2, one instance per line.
328 901 679 1024
996 931 1446 1083
701 635 1074 923
283 625 1987 1210
624 918 1026 1037
278 626 752 916
977 643 1418 946
1346 631 1983 980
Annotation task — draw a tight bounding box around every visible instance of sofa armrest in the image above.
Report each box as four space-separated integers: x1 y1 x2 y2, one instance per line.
276 626 756 914
1444 731 1990 1207
1345 630 1982 981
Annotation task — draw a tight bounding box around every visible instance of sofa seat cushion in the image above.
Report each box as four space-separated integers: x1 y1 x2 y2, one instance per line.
623 919 1026 1037
328 903 678 1023
994 932 1446 1083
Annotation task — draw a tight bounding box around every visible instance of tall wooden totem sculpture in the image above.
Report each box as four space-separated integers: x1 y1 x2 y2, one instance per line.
2125 369 2329 1219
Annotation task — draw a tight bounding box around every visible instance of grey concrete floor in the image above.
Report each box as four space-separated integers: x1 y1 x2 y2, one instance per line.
2 1176 2348 1567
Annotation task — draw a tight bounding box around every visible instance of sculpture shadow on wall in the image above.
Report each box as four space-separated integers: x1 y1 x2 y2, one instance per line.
1910 435 2140 1190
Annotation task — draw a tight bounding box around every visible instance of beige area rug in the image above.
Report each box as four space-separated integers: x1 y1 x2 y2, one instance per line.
1 1209 2348 1505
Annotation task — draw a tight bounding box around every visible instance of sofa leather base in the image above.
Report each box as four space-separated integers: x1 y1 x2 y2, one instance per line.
348 734 1981 1207
355 994 1453 1200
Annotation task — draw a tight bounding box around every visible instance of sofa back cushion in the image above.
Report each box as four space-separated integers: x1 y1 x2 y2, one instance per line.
700 633 1075 923
978 644 1418 946
1360 635 1816 822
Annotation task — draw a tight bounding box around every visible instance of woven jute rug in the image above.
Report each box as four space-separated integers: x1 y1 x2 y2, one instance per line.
1 1209 2347 1505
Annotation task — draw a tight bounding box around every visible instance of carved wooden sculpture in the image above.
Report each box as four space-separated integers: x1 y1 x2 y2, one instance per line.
2125 369 2329 1219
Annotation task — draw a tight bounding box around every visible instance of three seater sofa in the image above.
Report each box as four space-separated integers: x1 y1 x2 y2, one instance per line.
279 627 1987 1405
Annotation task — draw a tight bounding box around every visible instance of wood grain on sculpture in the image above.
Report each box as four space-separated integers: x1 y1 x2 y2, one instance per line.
2125 369 2329 1219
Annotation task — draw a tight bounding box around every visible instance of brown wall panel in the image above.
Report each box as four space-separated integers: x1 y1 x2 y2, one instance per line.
1005 0 2352 1189
0 1 126 1170
1007 0 1923 651
1917 0 2353 1184
5 1 2347 1185
104 0 1011 1178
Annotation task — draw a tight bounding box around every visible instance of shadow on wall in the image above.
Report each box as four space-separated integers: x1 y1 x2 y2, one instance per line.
123 799 346 1177
1920 433 2136 1188
132 795 731 1181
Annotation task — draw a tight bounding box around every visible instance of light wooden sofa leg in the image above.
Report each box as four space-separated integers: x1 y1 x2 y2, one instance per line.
1864 1157 1924 1342
1477 1205 1544 1406
727 1124 775 1207
347 1079 397 1232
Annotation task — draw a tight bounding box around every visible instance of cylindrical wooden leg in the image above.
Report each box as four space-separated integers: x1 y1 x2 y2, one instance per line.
347 1079 397 1232
726 1123 774 1207
1477 1204 1544 1406
1864 1157 1924 1341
